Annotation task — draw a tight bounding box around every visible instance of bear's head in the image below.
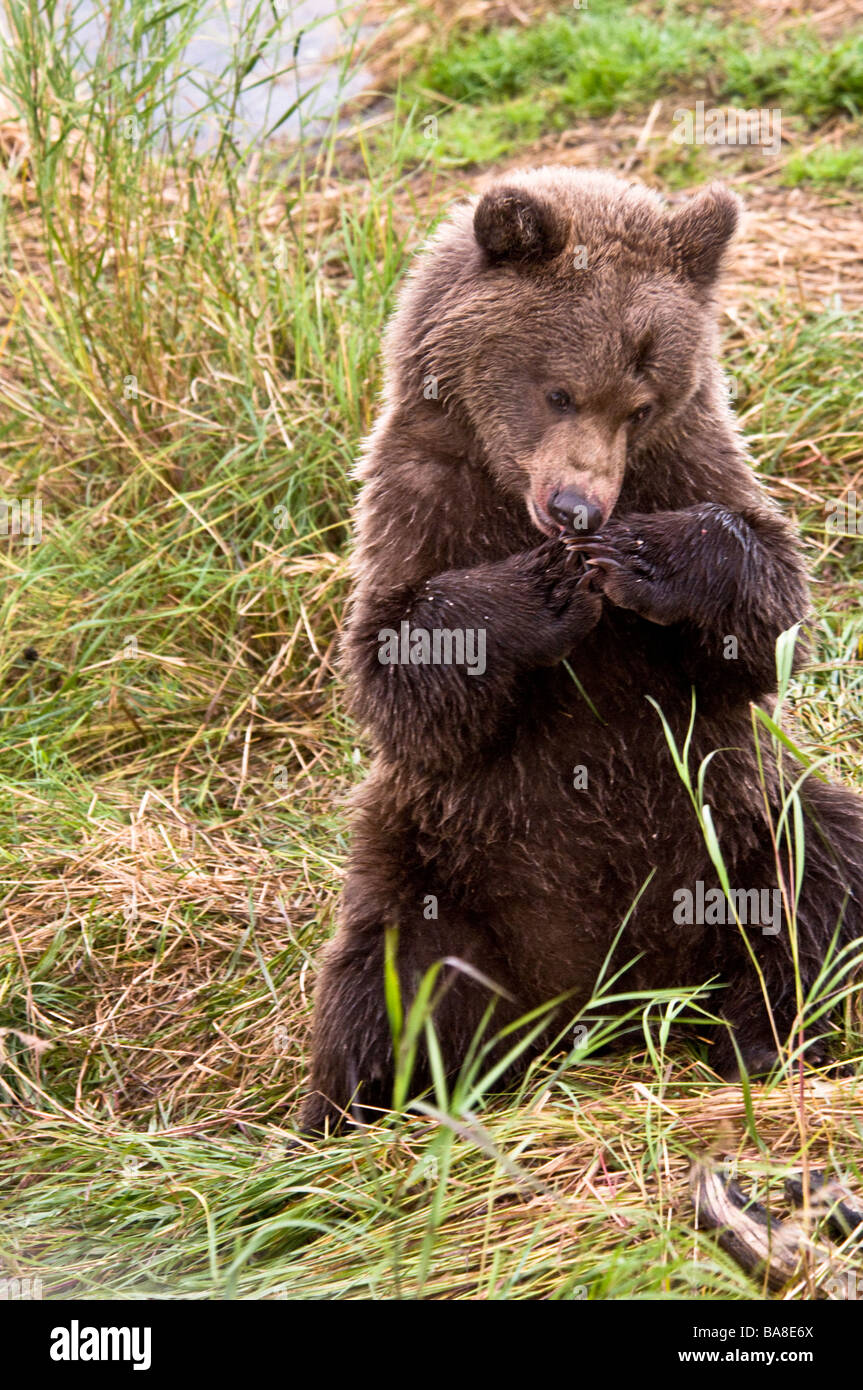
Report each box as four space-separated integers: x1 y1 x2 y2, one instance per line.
386 167 742 536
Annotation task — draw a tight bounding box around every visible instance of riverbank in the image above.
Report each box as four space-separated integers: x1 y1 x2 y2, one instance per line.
1 0 862 1300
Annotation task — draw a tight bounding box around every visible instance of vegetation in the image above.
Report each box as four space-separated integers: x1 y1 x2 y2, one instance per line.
0 0 862 1299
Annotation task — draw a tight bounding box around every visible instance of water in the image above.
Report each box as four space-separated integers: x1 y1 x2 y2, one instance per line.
67 0 371 146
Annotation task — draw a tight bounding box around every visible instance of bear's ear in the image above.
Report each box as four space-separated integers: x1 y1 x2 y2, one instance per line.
666 183 741 288
473 185 567 265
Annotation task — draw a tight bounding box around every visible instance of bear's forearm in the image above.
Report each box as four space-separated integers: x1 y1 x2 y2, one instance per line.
584 503 810 698
653 504 809 694
345 547 600 764
680 506 809 696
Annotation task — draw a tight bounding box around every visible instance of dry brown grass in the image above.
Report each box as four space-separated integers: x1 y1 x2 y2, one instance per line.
2 0 863 1301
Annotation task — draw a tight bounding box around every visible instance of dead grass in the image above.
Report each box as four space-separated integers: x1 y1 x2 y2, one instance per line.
1 0 863 1301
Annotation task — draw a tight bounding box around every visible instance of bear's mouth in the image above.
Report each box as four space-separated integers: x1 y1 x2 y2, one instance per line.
526 495 566 539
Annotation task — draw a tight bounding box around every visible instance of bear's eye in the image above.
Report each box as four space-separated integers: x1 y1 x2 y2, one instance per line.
546 389 574 412
628 404 652 426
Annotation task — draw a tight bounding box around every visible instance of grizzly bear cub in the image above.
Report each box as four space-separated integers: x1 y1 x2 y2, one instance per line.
299 168 863 1133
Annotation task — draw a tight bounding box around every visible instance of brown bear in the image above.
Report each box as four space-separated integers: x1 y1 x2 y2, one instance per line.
299 168 863 1134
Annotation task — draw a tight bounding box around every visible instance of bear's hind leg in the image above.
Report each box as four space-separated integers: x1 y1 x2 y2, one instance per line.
298 929 394 1134
709 982 796 1080
299 900 524 1135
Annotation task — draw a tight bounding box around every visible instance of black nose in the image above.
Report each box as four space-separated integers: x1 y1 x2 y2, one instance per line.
548 488 603 534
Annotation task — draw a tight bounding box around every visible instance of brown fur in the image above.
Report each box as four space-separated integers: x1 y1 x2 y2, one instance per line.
299 168 863 1133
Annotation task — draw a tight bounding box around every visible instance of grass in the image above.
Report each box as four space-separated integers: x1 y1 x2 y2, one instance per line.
1 0 863 1300
782 143 863 191
382 0 863 170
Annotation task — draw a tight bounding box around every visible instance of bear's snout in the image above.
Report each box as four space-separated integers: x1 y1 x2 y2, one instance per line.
548 487 603 535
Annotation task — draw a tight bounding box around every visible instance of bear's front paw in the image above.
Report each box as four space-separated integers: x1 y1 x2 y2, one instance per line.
515 541 603 665
575 519 693 626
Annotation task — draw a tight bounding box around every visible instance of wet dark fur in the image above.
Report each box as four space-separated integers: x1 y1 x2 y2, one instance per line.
299 169 863 1133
